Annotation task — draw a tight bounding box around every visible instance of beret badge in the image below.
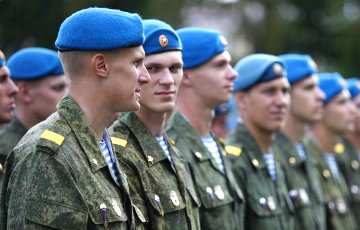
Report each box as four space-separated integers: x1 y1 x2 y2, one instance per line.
273 63 283 76
159 35 169 48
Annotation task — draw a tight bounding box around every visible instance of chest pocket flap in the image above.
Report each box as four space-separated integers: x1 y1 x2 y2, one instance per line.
198 181 235 209
87 197 127 225
145 189 186 216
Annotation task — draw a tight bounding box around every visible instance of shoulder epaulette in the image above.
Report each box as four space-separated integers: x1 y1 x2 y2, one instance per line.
37 120 71 154
41 130 65 146
334 143 345 154
225 145 242 157
111 136 127 147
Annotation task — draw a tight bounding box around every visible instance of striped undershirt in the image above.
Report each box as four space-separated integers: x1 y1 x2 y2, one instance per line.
156 135 173 164
295 143 307 160
201 136 225 174
99 141 120 185
324 153 340 183
264 152 276 181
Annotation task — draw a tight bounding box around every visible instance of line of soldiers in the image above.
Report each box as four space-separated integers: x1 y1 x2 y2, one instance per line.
0 6 359 230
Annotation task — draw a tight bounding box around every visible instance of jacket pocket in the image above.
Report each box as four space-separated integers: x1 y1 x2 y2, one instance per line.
25 197 88 229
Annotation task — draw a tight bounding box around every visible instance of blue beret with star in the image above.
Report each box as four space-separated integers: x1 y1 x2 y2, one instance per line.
176 27 228 69
0 50 6 67
318 72 347 105
55 8 144 51
233 53 287 91
346 78 360 99
279 53 318 84
8 47 64 80
143 19 182 55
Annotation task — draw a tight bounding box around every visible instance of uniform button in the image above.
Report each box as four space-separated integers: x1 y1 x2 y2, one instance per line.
351 160 359 170
323 169 331 178
0 163 3 171
289 157 296 165
252 159 259 167
92 158 98 166
147 156 154 163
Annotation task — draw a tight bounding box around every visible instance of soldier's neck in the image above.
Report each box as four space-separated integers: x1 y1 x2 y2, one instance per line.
176 100 213 136
311 124 340 153
345 133 360 151
283 113 308 144
242 121 274 154
69 90 112 141
15 106 39 130
136 108 166 136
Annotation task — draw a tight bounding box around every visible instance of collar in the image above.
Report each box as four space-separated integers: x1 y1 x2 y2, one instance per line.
57 95 108 172
120 112 168 166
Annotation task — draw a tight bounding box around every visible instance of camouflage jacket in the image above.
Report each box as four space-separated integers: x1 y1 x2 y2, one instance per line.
304 137 357 230
274 132 326 230
0 95 139 230
108 112 201 230
335 136 360 228
0 115 27 186
166 111 245 230
225 123 294 230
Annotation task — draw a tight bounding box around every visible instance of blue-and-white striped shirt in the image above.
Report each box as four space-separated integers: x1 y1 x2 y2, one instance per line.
295 143 307 160
201 136 225 174
99 141 120 185
264 151 276 181
156 135 173 164
324 153 340 183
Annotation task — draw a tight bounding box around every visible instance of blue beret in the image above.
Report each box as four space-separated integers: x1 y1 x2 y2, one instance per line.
143 19 182 55
0 50 6 67
176 28 228 69
318 72 347 105
8 47 64 80
346 78 360 99
55 8 144 51
233 54 287 91
279 54 318 84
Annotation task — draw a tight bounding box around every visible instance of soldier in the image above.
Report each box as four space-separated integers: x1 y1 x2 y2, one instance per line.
109 19 200 230
274 54 326 230
225 54 294 230
305 73 357 230
335 77 360 227
0 50 18 127
166 28 245 230
0 47 67 182
0 7 150 229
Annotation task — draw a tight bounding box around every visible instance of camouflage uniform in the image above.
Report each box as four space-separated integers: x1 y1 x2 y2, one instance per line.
226 123 294 230
0 95 142 230
274 132 326 230
0 116 27 188
109 112 201 230
166 111 245 230
304 137 357 230
335 137 360 228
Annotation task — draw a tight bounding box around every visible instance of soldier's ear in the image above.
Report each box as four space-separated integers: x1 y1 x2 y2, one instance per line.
234 91 247 111
16 81 32 103
181 70 192 87
91 53 108 78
